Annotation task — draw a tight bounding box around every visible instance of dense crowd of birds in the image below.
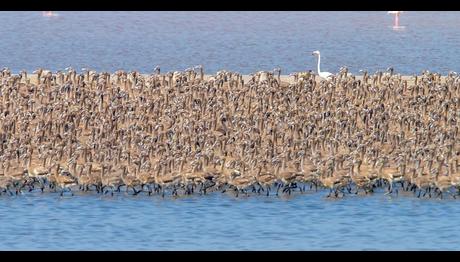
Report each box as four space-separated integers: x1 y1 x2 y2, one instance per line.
1 66 460 199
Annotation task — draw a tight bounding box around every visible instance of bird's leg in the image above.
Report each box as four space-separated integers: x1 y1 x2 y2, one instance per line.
282 185 288 193
448 190 456 199
259 183 264 192
404 182 410 191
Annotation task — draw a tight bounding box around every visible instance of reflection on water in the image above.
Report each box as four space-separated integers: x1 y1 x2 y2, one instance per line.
0 11 459 74
1 191 460 250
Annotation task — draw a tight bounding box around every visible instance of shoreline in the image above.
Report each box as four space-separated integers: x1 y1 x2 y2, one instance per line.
17 74 441 85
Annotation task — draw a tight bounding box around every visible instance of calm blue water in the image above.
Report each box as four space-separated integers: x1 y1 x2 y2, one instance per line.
1 190 460 250
1 11 460 250
1 11 460 75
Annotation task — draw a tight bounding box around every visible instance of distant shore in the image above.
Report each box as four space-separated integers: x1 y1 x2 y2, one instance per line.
21 74 442 85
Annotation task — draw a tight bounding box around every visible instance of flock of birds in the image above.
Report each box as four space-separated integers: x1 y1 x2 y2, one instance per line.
1 63 460 200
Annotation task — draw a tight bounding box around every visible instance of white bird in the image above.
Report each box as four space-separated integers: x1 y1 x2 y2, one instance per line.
312 51 333 79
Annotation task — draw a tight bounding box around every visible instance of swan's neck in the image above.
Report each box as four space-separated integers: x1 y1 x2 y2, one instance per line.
317 54 321 74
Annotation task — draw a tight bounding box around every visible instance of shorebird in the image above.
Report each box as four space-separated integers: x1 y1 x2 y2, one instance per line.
312 51 333 80
0 65 458 202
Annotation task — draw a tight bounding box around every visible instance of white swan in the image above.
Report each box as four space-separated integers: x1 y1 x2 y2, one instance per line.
312 50 333 79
